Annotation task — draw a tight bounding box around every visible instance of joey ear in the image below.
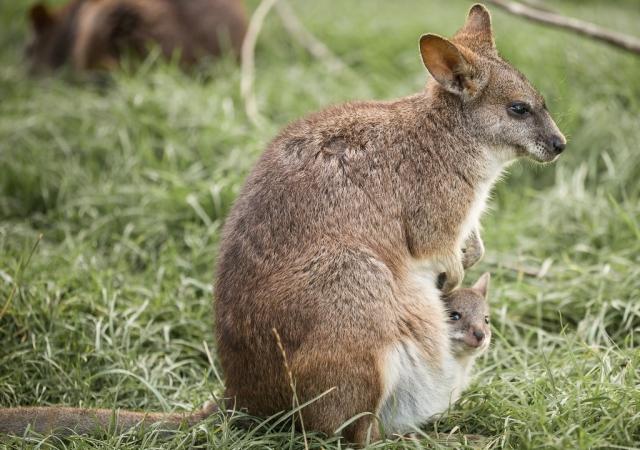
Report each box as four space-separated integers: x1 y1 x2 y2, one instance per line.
29 3 54 34
419 34 483 100
472 272 490 299
453 4 497 56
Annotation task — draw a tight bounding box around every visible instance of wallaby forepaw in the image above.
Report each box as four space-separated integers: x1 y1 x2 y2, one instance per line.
439 252 464 293
462 238 484 269
462 228 485 269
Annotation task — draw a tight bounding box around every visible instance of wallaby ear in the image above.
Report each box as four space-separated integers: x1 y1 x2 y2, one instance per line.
464 4 493 36
420 34 483 100
29 3 54 34
453 4 497 56
472 272 490 299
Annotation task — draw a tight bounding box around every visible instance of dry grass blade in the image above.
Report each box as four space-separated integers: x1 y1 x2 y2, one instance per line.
272 327 309 450
0 233 42 321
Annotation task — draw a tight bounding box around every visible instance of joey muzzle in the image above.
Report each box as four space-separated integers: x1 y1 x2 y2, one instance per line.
464 328 485 347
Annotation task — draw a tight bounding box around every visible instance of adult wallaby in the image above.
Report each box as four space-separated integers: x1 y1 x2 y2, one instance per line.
0 3 565 444
215 3 565 444
25 0 247 73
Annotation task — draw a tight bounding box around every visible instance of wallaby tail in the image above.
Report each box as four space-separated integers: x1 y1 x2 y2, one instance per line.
0 401 218 436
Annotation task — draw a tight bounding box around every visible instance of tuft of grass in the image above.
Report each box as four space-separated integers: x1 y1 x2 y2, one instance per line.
1 0 639 448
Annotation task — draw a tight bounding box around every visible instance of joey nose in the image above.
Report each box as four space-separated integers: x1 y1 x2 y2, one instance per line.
551 135 566 154
473 330 485 342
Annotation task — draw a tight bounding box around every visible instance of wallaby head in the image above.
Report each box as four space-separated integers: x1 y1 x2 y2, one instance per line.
444 272 491 357
420 4 566 164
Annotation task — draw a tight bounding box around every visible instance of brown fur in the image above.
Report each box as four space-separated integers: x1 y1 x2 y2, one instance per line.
215 4 565 445
25 0 247 72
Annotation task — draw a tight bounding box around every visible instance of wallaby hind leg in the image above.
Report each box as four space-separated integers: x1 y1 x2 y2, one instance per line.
291 350 383 446
285 249 395 444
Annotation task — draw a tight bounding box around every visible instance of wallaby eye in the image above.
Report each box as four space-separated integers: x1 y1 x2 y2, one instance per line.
450 311 461 321
484 316 490 324
507 102 531 118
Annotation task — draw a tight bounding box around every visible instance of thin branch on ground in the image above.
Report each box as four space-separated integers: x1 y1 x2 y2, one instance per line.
516 0 554 13
240 0 278 127
241 0 349 126
275 0 347 73
486 0 640 55
484 256 553 278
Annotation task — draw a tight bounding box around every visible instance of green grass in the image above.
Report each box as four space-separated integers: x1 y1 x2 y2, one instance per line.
1 0 639 448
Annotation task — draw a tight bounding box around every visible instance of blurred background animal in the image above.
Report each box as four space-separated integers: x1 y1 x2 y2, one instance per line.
25 0 247 73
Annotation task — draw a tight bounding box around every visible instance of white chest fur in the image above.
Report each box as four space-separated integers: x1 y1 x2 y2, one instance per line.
458 153 507 246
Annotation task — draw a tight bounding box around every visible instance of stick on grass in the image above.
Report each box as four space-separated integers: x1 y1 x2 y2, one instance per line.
240 0 278 127
275 0 347 73
486 0 640 55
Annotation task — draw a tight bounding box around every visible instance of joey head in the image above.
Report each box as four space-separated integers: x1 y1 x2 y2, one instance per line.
445 272 492 358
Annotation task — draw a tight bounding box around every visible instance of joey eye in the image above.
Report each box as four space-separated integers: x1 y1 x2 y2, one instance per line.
484 316 490 324
450 311 461 321
507 102 531 118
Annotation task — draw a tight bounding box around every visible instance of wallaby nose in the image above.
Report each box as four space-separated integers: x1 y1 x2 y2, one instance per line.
551 135 566 154
473 330 485 342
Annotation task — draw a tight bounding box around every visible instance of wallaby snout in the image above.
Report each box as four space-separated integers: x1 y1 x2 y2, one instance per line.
530 111 567 162
551 134 566 154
